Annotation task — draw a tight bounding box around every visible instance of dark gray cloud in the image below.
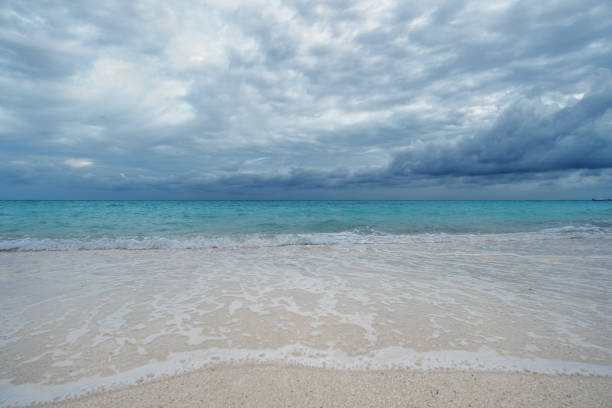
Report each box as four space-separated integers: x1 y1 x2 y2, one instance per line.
1 0 612 199
388 84 612 177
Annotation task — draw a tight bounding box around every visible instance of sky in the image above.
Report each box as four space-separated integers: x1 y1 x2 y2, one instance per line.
1 0 612 199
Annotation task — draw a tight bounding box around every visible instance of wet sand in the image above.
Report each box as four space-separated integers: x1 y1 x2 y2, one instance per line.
41 365 612 408
3 244 612 406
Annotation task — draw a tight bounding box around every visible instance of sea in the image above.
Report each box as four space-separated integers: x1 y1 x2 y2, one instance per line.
1 200 612 405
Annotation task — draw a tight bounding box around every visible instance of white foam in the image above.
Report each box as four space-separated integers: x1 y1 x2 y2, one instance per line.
2 226 612 251
1 345 611 407
1 240 611 407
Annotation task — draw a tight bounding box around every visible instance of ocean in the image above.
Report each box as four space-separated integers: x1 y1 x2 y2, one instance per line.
1 200 611 406
2 200 612 250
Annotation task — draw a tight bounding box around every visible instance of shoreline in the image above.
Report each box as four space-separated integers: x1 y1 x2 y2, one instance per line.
37 365 612 408
2 244 611 406
4 346 612 406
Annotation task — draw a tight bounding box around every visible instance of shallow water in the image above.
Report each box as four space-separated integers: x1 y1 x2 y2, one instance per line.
1 233 611 406
1 201 612 405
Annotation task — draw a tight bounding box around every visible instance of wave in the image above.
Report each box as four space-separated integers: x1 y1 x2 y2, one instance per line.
4 346 612 407
1 225 611 251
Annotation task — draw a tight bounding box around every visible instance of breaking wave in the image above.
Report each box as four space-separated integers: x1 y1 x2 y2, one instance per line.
2 225 611 251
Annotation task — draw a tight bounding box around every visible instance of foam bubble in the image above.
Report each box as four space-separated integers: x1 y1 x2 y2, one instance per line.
2 345 612 407
2 226 612 251
1 238 611 406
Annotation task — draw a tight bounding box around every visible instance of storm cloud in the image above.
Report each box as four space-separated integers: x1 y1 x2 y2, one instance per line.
389 83 612 177
1 0 612 199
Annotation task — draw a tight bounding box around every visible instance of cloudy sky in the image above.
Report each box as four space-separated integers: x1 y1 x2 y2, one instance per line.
1 0 612 199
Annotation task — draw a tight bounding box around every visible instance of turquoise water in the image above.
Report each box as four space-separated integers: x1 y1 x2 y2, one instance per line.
1 200 611 249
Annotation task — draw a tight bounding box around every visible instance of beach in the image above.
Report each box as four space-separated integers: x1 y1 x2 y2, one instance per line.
2 240 612 407
42 366 612 408
1 201 611 406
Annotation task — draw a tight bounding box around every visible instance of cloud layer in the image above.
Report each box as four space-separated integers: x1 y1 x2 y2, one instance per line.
389 84 612 177
1 0 612 198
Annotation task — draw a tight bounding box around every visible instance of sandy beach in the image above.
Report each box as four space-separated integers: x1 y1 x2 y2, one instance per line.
2 241 612 407
40 365 612 408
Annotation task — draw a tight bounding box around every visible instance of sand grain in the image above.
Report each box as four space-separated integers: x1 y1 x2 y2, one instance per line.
40 366 612 408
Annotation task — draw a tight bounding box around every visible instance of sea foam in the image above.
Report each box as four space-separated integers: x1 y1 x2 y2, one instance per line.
1 225 611 251
1 238 611 406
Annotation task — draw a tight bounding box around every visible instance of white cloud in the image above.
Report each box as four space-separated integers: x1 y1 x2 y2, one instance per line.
67 58 195 126
65 158 94 168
